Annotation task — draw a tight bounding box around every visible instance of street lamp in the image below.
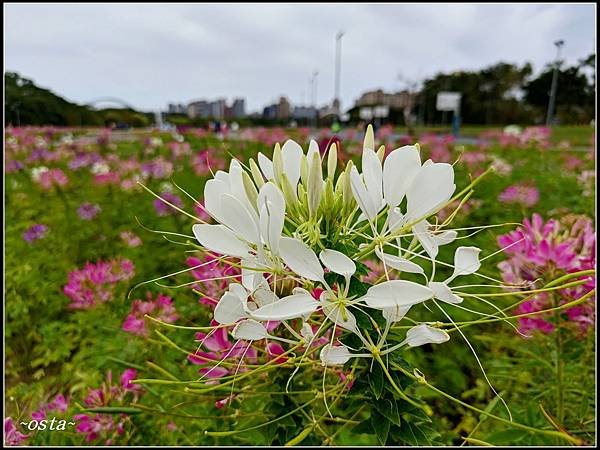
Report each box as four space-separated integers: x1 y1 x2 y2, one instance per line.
334 30 344 114
546 39 565 126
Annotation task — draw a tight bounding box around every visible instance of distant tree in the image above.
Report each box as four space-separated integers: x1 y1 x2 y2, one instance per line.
524 54 595 124
4 72 151 127
420 63 534 125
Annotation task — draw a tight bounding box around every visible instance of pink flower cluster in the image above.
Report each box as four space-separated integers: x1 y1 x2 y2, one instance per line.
419 133 455 163
122 292 178 337
153 192 184 216
74 369 143 444
31 394 69 421
36 168 69 190
186 255 241 306
498 183 539 207
64 258 135 309
498 214 596 334
480 126 551 149
4 418 29 446
120 231 142 248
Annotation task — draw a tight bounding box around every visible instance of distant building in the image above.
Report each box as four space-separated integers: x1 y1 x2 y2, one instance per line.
355 89 412 109
262 96 291 121
232 98 246 118
187 100 209 118
167 103 186 114
293 106 318 120
186 98 242 119
277 97 290 120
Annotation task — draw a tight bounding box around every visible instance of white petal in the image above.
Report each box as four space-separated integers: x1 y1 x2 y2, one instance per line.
388 207 407 233
232 319 270 340
350 166 377 221
452 246 481 279
214 292 247 324
406 163 455 221
363 280 433 309
382 304 412 323
362 147 384 212
307 139 320 162
229 160 259 222
281 139 304 188
241 258 264 291
320 344 352 366
257 182 285 252
412 221 439 259
300 322 314 340
319 249 356 278
203 178 230 220
192 224 251 258
322 300 359 334
375 248 424 275
429 281 463 304
279 237 324 282
405 324 450 347
383 145 422 207
220 194 260 244
363 124 375 151
258 152 274 180
214 170 230 184
434 230 458 246
251 293 319 321
252 286 278 307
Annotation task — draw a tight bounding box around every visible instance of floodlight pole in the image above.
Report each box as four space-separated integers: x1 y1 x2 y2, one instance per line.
334 31 344 114
546 39 565 126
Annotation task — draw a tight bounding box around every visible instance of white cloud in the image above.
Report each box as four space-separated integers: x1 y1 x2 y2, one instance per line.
4 3 596 112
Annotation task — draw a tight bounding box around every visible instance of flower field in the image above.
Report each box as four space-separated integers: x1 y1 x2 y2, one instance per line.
4 124 596 446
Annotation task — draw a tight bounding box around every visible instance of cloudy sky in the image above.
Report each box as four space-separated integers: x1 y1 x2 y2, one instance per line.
5 3 596 112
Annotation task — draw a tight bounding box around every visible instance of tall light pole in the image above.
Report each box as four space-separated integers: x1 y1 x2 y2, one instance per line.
334 30 344 114
312 70 319 107
546 39 565 126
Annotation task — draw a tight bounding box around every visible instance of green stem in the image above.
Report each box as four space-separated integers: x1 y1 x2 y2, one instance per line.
553 293 565 428
390 363 582 445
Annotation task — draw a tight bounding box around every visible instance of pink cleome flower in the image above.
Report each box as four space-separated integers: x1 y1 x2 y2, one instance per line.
64 258 135 309
498 183 539 208
122 292 178 337
498 214 596 335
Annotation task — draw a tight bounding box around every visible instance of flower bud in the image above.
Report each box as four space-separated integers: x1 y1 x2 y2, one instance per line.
327 143 338 180
242 171 259 210
272 143 283 185
249 158 265 188
307 151 323 217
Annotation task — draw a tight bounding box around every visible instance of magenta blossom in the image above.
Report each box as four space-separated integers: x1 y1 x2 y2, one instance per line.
64 258 135 309
498 183 539 208
4 418 30 446
188 323 258 379
153 192 184 216
122 292 178 337
77 202 101 220
186 255 241 307
23 224 48 242
37 168 69 190
498 214 595 334
120 231 142 248
74 369 143 444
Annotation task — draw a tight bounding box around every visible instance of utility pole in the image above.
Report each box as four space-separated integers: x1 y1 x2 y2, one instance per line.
334 30 344 114
546 39 565 126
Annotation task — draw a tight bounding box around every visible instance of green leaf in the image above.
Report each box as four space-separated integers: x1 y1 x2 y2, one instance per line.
396 421 438 445
81 406 143 415
371 410 390 445
368 363 385 399
380 398 401 426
